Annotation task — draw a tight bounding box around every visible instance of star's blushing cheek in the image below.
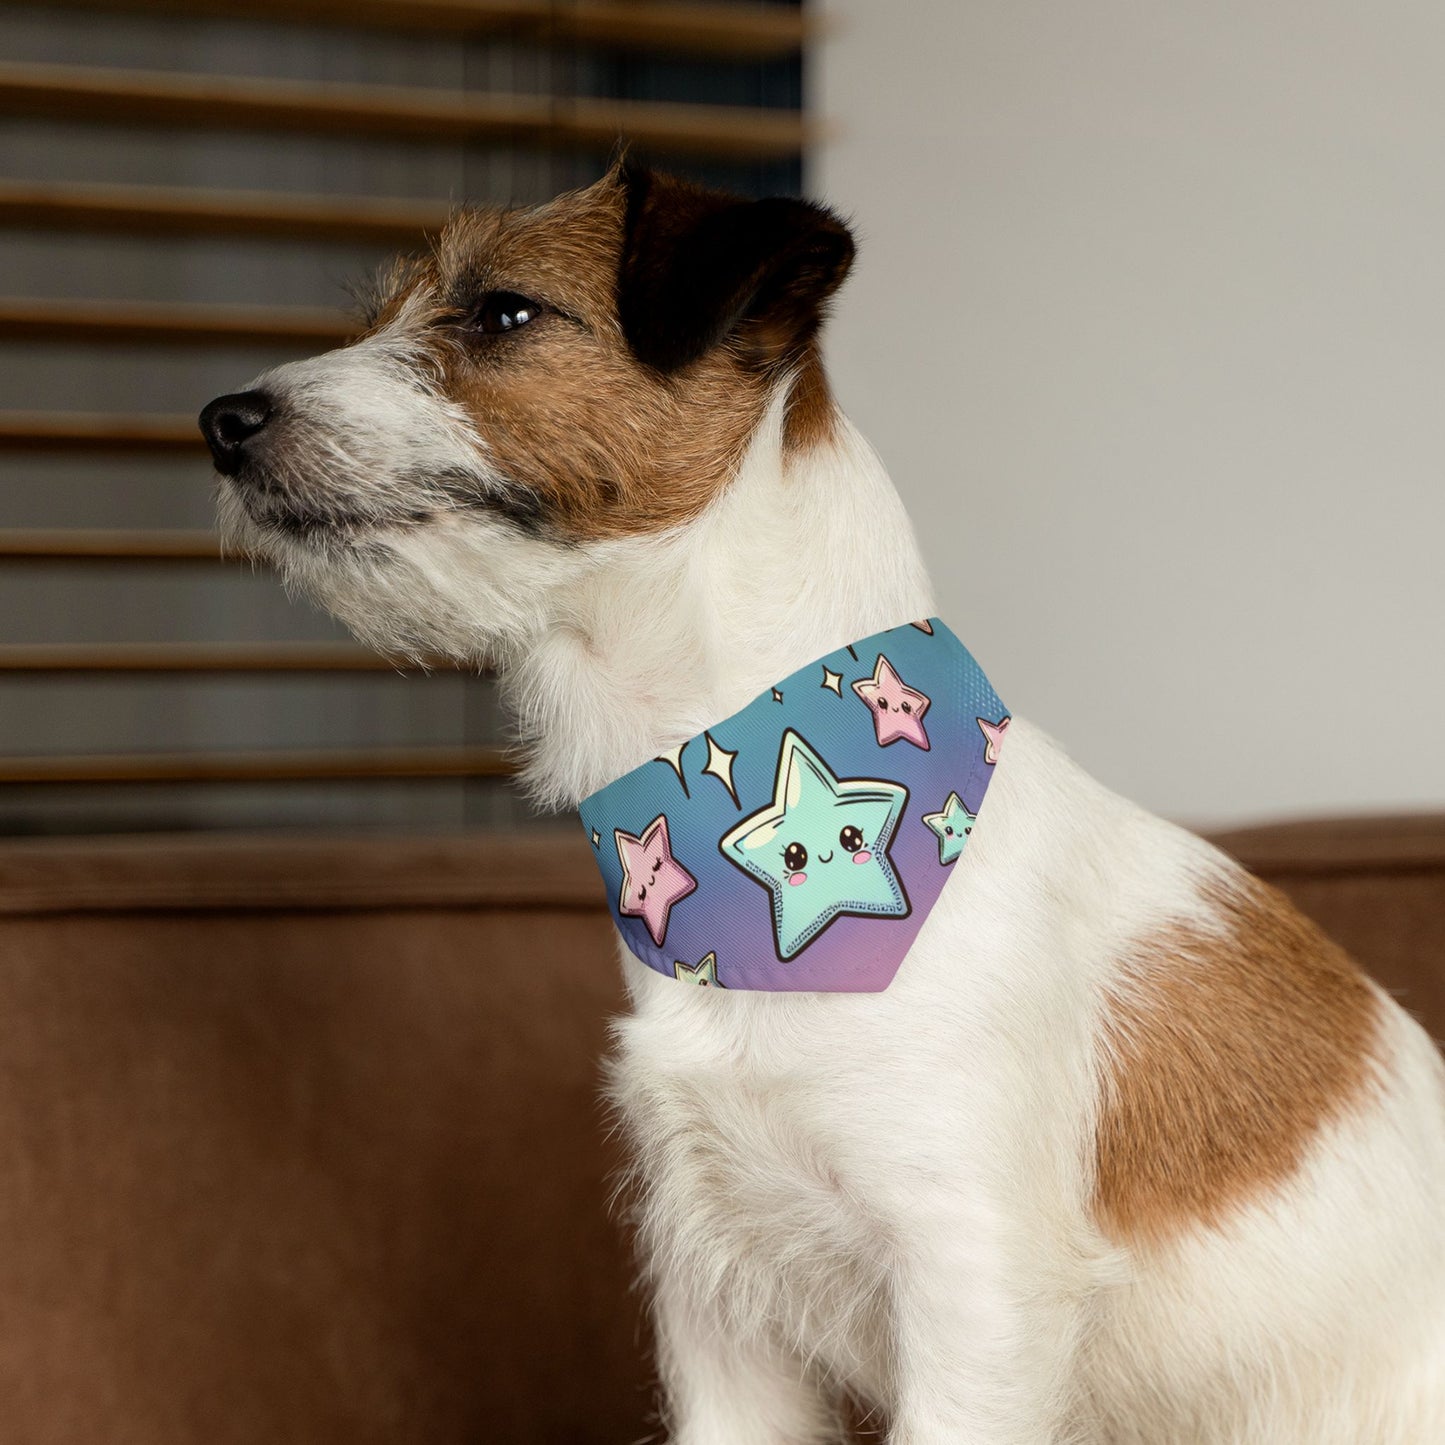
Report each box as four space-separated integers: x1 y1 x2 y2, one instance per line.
788 873 808 887
853 851 872 864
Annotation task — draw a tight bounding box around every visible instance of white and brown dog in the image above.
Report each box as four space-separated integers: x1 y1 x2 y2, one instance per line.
201 164 1445 1444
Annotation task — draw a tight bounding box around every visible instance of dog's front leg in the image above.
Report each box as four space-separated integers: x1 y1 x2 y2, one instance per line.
885 1205 1091 1445
654 1275 841 1445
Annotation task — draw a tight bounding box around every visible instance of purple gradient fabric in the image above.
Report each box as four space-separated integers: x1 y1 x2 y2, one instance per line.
578 620 1008 992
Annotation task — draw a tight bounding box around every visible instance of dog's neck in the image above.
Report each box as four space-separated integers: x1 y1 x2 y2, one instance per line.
506 390 936 809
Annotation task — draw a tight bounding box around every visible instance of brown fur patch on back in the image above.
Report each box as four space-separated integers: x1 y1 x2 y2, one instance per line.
1094 873 1382 1246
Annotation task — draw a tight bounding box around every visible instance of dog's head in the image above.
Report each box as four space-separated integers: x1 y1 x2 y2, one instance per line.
200 164 854 661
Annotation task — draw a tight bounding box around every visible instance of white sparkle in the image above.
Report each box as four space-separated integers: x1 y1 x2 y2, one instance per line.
590 828 601 847
654 740 689 796
820 666 843 696
702 731 740 807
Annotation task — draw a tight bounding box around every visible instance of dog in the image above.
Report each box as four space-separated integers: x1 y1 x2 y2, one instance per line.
200 162 1445 1444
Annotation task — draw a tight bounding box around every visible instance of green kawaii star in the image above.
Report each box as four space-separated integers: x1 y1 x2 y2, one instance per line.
719 730 910 961
921 791 976 865
673 952 723 987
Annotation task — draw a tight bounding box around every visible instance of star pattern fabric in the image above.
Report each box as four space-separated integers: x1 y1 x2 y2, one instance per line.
921 791 976 865
579 618 1006 992
615 814 697 946
852 652 932 750
720 731 909 959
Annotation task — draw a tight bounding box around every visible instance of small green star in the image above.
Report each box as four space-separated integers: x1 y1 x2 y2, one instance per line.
921 791 976 865
673 951 723 987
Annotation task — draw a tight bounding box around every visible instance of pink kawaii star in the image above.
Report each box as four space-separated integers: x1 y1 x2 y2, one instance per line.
852 652 932 750
615 814 697 946
977 714 1010 764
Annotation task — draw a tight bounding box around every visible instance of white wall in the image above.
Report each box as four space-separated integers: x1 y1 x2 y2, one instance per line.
812 0 1445 827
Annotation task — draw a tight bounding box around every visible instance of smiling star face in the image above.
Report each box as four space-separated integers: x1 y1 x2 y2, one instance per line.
921 790 976 866
719 731 910 960
615 814 697 946
852 652 932 750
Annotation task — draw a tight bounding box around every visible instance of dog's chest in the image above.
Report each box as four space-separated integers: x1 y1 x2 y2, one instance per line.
612 1000 895 1387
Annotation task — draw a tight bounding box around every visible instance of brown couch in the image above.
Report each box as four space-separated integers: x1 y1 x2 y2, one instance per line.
0 817 1440 1444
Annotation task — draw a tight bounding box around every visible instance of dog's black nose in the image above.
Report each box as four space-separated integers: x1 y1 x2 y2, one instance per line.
199 390 273 475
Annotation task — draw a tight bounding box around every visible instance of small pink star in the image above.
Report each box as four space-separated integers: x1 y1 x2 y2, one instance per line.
615 814 697 946
977 714 1010 764
852 652 932 750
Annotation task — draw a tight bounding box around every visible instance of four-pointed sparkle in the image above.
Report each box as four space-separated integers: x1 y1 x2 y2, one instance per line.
655 740 689 796
921 790 976 865
615 814 697 946
852 652 932 750
702 732 740 806
820 665 843 696
719 731 909 960
673 951 723 987
977 714 1010 765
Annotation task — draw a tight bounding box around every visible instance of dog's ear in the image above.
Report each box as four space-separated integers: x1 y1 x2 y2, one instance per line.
616 162 855 374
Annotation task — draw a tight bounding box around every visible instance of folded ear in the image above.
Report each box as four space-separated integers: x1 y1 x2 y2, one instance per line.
617 163 855 374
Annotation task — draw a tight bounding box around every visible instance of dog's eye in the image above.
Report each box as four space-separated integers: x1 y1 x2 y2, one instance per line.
471 291 543 335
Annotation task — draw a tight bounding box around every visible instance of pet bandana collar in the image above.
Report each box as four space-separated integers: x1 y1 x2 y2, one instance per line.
578 619 1008 993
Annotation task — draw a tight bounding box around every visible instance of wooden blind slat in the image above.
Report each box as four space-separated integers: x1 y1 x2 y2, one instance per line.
0 62 812 161
0 745 513 784
0 412 204 452
29 0 810 59
0 180 448 245
0 529 222 561
0 643 418 673
0 297 353 349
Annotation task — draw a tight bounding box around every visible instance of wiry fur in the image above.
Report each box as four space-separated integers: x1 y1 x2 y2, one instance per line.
208 171 1445 1443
